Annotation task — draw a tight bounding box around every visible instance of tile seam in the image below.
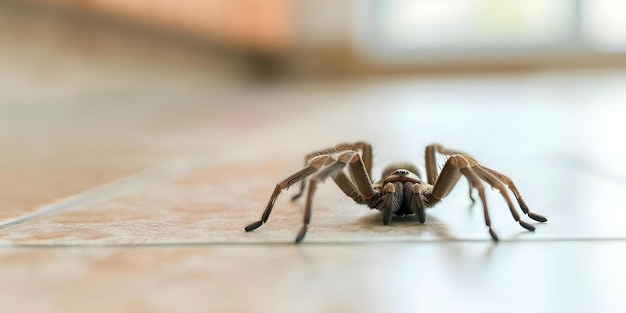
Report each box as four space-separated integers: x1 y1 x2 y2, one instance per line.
0 159 196 231
0 148 258 231
1 237 626 249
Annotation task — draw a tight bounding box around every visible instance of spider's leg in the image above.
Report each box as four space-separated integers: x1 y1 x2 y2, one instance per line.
296 180 315 243
345 151 376 200
458 167 499 241
468 184 476 204
472 167 536 232
479 167 547 223
295 152 371 243
291 179 308 202
426 144 476 204
244 155 334 232
333 171 365 204
431 155 498 241
425 144 467 185
304 142 373 178
293 142 373 202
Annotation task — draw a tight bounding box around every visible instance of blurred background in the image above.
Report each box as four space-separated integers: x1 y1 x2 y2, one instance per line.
3 0 626 222
2 0 626 211
2 0 626 188
3 0 626 78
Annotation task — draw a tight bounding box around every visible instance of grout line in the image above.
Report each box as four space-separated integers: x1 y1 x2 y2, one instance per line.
0 158 196 231
1 237 626 249
0 148 260 232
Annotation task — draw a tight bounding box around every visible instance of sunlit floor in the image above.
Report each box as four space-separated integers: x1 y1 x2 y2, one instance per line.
3 69 626 313
2 7 626 313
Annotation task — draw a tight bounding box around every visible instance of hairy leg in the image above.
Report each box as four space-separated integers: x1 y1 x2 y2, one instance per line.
472 167 536 231
244 155 334 232
425 144 475 204
295 151 375 243
458 167 499 241
431 155 545 241
292 142 373 201
430 154 498 240
425 144 467 185
479 167 547 222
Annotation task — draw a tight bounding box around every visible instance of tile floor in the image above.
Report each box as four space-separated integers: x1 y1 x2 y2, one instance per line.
2 5 626 313
3 70 626 313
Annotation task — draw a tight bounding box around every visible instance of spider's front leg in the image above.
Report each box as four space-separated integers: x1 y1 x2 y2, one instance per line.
295 150 376 243
425 144 475 203
291 142 373 201
244 155 335 232
429 152 547 241
245 149 374 243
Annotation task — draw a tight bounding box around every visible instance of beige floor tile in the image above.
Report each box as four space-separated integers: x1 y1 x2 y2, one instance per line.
0 1 249 223
1 242 625 313
5 68 626 243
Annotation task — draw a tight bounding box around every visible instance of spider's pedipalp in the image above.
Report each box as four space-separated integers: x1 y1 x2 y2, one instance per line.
381 183 399 225
410 184 427 223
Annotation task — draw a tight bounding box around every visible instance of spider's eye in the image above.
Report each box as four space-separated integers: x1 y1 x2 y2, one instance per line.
395 169 410 176
381 163 421 178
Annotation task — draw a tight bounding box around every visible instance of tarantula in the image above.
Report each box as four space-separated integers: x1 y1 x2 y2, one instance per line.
245 142 547 243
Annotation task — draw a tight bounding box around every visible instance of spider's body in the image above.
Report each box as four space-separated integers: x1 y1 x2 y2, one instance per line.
360 166 433 220
245 142 547 243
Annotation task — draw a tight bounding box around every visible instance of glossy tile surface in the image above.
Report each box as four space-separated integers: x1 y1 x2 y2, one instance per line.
1 242 625 313
3 70 626 312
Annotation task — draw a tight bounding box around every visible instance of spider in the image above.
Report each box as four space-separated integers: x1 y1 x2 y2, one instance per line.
244 142 547 243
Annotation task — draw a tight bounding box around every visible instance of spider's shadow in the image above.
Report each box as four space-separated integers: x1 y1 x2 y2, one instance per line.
354 211 456 241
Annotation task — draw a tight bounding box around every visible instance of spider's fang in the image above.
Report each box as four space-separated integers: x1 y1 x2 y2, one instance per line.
528 212 548 223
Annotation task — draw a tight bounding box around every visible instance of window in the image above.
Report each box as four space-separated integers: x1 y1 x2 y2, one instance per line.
354 0 626 63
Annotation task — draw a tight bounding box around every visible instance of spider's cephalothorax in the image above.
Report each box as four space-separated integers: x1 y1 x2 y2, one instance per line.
366 164 435 223
244 142 547 243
